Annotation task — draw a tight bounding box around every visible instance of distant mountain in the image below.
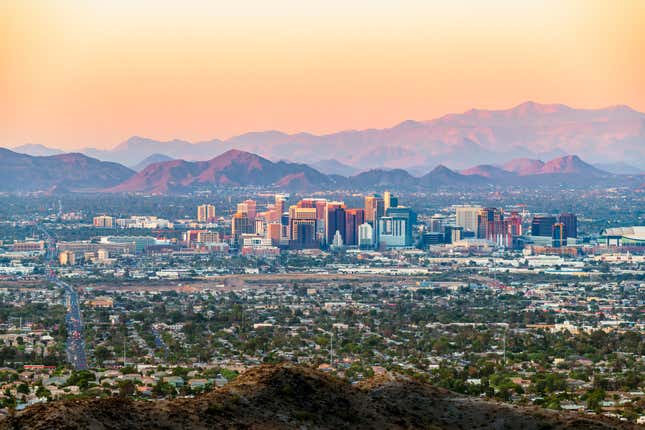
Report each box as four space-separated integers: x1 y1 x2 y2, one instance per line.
12 143 64 157
349 169 418 189
131 153 174 171
64 101 645 169
502 158 546 175
109 149 337 193
309 159 359 176
460 165 517 181
501 155 608 177
0 148 134 192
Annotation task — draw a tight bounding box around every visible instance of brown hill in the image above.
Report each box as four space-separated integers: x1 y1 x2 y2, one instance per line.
0 148 135 192
1 364 636 430
109 149 336 193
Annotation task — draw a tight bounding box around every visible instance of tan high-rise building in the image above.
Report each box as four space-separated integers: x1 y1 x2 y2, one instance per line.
59 250 76 266
455 205 481 234
93 215 114 228
364 195 384 224
197 204 216 223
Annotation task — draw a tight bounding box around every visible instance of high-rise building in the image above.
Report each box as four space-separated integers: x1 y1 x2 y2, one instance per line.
237 200 256 222
364 195 384 224
384 191 398 211
232 212 253 244
378 217 408 248
289 206 318 249
93 215 114 228
325 201 346 246
455 206 481 233
552 222 567 247
558 213 578 238
344 208 365 246
531 215 557 237
358 223 374 249
266 223 282 246
197 230 220 244
197 204 216 223
444 225 463 244
477 208 504 240
386 206 415 246
430 214 447 233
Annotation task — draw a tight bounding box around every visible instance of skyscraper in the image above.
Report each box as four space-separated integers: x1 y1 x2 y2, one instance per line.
325 201 346 246
358 223 374 249
364 195 384 225
477 208 503 240
558 213 578 238
386 206 415 246
289 206 318 249
344 208 365 246
552 222 567 247
232 212 253 244
531 215 557 237
378 216 408 248
197 204 216 223
455 205 481 233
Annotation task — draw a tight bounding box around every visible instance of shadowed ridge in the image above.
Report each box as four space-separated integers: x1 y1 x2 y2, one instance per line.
1 363 637 430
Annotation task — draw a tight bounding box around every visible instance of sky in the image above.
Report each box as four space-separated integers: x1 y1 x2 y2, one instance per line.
2 0 644 150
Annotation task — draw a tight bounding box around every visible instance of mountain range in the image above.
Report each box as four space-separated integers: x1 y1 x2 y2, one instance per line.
13 101 644 172
0 148 134 193
0 146 640 193
0 363 635 430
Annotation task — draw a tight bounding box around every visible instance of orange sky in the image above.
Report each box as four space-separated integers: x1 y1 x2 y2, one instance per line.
2 0 644 150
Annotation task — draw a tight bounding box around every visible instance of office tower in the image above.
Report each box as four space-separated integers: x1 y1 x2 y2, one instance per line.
358 223 374 249
272 194 289 221
325 201 346 245
93 215 114 228
289 206 318 249
197 204 216 223
344 208 365 246
430 214 447 233
421 232 444 248
531 215 557 237
232 212 253 244
378 217 408 248
505 212 523 236
558 213 578 238
444 225 463 244
455 205 481 233
552 222 567 247
386 206 415 246
237 200 256 221
266 223 282 246
197 230 220 244
384 191 398 211
477 207 503 240
364 195 384 224
254 218 266 236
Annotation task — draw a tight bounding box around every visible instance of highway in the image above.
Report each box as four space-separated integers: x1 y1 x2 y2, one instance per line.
38 224 89 370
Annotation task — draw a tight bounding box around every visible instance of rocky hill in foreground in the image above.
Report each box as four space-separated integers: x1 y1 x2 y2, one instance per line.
1 364 637 430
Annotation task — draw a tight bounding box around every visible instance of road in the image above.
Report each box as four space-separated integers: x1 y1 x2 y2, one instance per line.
38 224 89 370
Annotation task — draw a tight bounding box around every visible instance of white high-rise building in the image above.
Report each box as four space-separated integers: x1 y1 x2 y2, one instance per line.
358 223 374 249
455 205 481 233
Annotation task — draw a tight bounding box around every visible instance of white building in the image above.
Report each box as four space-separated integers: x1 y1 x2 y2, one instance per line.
358 223 374 249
